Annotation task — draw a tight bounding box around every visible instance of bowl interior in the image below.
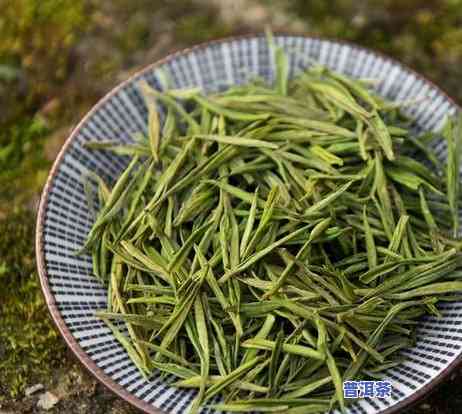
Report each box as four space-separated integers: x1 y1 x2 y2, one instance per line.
37 35 461 414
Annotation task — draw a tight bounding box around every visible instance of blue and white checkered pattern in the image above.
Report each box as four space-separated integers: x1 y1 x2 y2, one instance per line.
38 35 461 414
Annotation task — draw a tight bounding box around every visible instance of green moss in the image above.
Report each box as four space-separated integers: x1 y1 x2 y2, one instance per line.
0 0 87 115
173 5 232 44
0 116 51 205
108 0 231 58
0 209 66 400
0 0 90 207
279 0 462 103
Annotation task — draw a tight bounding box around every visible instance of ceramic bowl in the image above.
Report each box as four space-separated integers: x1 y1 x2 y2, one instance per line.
37 34 461 414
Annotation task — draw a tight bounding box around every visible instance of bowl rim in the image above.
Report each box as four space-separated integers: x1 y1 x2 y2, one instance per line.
36 31 462 414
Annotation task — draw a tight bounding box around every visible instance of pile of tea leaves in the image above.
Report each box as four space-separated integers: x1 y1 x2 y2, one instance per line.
82 36 462 413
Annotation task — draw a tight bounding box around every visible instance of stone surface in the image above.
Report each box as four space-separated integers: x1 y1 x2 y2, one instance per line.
24 384 44 397
36 392 59 410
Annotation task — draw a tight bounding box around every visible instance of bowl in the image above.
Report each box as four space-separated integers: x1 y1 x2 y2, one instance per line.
36 34 462 414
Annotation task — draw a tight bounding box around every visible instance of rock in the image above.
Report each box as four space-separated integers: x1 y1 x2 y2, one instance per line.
25 383 44 397
37 392 59 410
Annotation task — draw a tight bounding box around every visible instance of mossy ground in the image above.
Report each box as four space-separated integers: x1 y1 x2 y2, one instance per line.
2 1 462 412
